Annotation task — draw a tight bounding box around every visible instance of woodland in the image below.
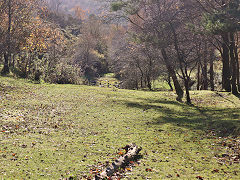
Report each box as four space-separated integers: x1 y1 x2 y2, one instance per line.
0 0 240 102
0 0 240 179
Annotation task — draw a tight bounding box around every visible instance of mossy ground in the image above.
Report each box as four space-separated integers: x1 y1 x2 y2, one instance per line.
0 76 240 179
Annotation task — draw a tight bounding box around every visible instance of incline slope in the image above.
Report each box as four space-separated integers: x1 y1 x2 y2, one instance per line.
0 77 240 179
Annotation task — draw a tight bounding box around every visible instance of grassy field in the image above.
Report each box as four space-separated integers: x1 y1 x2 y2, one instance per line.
0 76 240 179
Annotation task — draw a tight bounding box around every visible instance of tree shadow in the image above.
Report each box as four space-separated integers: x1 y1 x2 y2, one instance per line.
233 93 240 100
122 98 240 137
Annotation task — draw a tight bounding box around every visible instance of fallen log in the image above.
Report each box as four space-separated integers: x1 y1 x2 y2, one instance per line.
94 143 142 179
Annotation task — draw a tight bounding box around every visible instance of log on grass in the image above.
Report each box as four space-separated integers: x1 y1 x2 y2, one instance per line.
95 143 142 179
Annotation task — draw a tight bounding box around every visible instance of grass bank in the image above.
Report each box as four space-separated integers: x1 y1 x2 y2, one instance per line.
0 76 240 179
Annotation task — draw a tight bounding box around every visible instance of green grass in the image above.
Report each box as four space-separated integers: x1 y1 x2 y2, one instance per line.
98 74 119 89
152 77 172 91
0 76 240 179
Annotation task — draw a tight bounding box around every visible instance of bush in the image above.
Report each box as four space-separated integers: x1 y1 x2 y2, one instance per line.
44 61 83 85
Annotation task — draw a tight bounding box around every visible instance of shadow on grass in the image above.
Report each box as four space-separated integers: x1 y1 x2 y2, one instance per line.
123 98 240 137
233 93 240 100
0 83 18 92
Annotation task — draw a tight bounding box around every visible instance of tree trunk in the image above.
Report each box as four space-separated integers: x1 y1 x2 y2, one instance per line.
184 80 191 104
202 41 208 90
184 67 191 104
140 77 143 88
12 54 15 68
1 0 11 75
209 49 215 91
135 78 139 90
197 62 201 90
169 22 191 104
2 53 9 75
236 57 240 92
95 144 142 179
147 56 153 90
233 35 240 92
24 55 30 78
161 48 183 101
229 33 238 95
167 74 174 91
146 74 152 90
135 60 144 88
221 33 231 92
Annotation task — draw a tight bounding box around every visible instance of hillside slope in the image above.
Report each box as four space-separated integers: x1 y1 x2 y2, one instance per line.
0 77 240 179
59 0 102 14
